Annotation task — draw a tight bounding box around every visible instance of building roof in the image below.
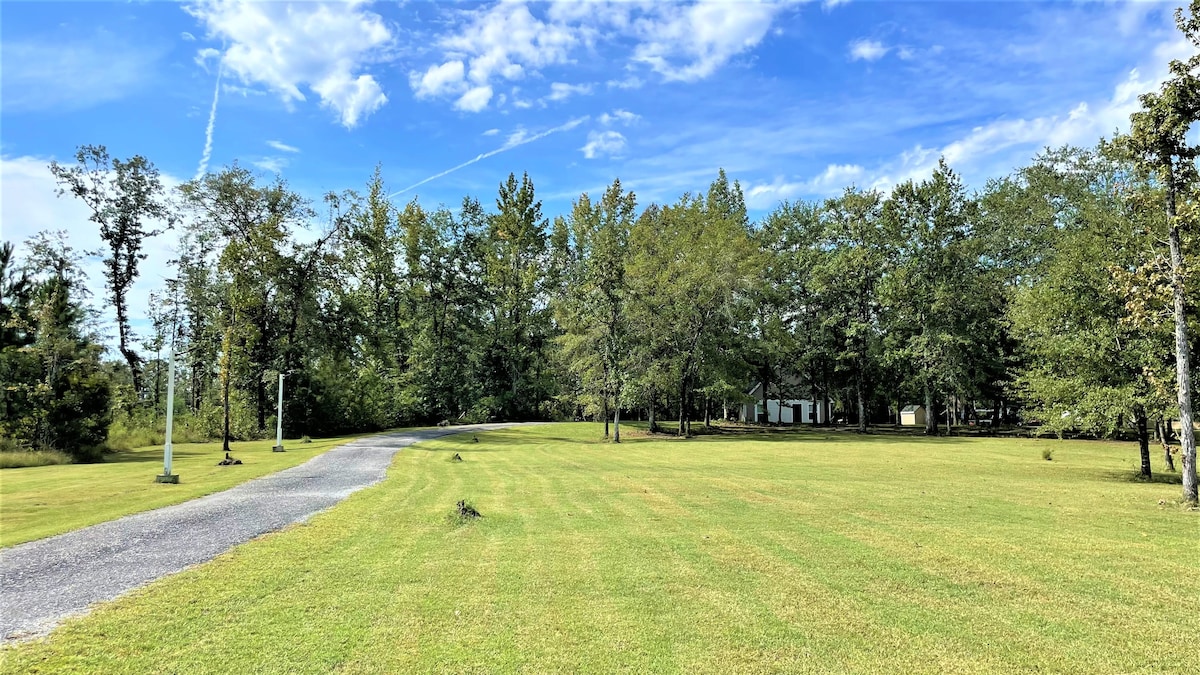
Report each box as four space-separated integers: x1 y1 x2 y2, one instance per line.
901 405 924 413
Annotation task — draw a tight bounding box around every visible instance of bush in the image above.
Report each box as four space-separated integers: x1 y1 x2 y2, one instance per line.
0 450 73 469
107 408 208 451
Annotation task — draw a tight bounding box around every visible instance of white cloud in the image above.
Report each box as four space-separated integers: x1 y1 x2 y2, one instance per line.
455 85 494 112
220 82 264 97
631 0 784 82
409 1 576 109
195 47 221 69
849 39 888 62
482 128 500 136
581 130 627 159
545 82 593 102
856 39 1182 194
411 60 466 99
266 140 300 153
600 109 640 125
251 156 288 173
181 31 197 41
185 0 393 128
744 163 865 208
607 76 644 90
410 1 793 109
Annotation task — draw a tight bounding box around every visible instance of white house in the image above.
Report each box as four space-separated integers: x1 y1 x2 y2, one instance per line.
739 381 829 425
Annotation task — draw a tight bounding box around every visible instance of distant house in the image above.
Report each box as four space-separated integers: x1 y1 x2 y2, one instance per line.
740 381 829 425
901 405 926 426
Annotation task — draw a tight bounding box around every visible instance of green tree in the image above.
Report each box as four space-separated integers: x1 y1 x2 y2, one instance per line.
3 233 111 459
179 165 312 451
627 171 756 436
817 187 887 432
557 179 637 440
881 161 991 434
1105 0 1200 501
478 173 555 419
1008 149 1173 477
50 145 173 396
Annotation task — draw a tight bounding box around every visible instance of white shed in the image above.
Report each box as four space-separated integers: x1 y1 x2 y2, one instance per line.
900 405 926 426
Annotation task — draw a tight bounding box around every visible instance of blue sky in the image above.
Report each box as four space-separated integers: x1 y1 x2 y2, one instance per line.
0 0 1191 344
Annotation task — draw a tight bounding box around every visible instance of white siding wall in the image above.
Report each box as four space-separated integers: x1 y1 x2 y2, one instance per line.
743 398 825 424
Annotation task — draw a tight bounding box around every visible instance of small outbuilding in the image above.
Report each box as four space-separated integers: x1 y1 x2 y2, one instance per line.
900 405 926 427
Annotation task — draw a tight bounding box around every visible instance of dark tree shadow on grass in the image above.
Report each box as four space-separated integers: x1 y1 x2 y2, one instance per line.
1100 469 1184 485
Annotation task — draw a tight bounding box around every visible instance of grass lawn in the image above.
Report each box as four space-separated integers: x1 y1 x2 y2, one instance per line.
0 433 380 547
2 423 1196 674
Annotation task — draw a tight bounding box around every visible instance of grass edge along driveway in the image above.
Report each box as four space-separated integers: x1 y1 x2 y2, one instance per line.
0 430 407 547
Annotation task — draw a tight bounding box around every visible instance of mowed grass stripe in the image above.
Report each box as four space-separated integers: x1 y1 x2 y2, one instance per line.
2 423 1196 674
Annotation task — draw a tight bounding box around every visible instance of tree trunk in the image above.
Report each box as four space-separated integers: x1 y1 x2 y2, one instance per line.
924 386 937 435
1135 405 1152 479
678 377 687 437
992 398 1001 427
613 406 621 443
761 375 769 425
603 396 610 438
116 300 143 397
704 394 711 427
1157 418 1177 472
153 348 162 422
222 367 232 455
648 389 658 433
686 388 693 436
256 374 267 432
1166 194 1197 502
856 373 866 434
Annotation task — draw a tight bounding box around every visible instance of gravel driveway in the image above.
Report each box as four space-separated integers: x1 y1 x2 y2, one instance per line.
0 423 532 641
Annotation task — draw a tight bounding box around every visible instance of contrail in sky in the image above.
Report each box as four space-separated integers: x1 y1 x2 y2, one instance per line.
389 116 589 198
194 56 224 181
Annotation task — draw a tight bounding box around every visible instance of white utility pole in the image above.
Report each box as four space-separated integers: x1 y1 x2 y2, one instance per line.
273 372 285 452
156 346 180 483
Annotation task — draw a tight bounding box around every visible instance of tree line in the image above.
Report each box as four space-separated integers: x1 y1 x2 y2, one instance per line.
2 4 1197 503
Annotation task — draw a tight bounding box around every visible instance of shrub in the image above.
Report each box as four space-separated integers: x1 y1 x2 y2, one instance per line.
107 407 214 451
0 450 73 469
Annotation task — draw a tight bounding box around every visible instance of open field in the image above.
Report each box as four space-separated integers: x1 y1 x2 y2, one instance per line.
1 423 1196 673
0 433 381 547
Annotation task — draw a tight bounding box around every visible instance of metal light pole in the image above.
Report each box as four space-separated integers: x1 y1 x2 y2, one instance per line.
156 346 180 483
272 372 286 452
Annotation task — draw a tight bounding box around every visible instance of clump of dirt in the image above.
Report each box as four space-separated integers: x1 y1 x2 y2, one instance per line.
451 453 463 462
217 452 242 466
